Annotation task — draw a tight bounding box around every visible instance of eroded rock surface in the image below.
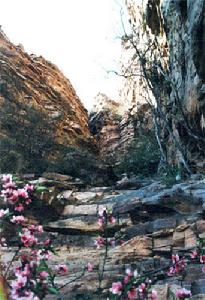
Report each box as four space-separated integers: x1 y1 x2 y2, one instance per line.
0 29 95 150
2 175 205 299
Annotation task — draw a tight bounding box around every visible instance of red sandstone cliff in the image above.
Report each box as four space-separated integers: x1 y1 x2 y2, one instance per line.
0 29 95 151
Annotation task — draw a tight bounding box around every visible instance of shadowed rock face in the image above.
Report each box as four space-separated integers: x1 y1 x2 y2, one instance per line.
0 29 95 151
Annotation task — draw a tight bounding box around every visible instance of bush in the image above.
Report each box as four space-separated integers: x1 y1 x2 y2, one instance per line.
114 133 160 177
48 145 116 185
160 164 184 186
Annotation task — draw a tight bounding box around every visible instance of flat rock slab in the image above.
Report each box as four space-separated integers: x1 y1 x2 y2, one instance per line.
47 216 100 233
62 204 98 216
72 192 102 203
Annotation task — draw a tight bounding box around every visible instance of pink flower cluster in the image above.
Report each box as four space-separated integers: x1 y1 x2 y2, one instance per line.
10 222 55 299
168 254 186 276
11 263 39 300
95 206 118 249
55 264 68 275
95 236 105 249
0 175 62 299
191 249 205 264
1 174 34 212
190 249 205 274
110 268 157 299
176 288 191 299
98 206 116 228
0 208 9 218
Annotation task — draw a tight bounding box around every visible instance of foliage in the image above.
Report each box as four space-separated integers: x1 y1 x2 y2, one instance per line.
114 133 160 177
48 145 115 185
160 164 184 187
0 102 55 174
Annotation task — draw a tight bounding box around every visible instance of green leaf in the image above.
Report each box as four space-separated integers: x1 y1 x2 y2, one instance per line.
35 186 47 192
47 287 59 295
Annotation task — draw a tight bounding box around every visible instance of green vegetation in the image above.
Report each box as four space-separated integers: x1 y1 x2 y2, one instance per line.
114 133 160 177
160 164 183 186
48 145 115 185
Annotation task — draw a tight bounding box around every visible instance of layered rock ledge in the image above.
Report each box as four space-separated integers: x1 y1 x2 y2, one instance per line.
2 173 205 299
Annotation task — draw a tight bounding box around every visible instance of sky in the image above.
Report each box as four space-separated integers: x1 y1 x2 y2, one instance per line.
0 0 128 110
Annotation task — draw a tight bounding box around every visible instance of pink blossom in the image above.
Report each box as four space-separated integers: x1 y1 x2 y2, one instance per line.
98 217 104 227
40 271 49 280
127 287 137 299
172 254 180 264
3 181 16 189
28 224 43 234
25 199 32 205
150 289 157 299
55 264 68 274
2 174 12 183
25 184 35 192
98 207 107 217
11 273 27 290
191 250 198 259
15 264 30 278
9 190 19 203
87 262 93 272
12 290 40 300
11 215 25 224
0 237 7 247
138 283 146 293
124 275 130 284
0 208 9 217
36 225 43 233
17 189 28 199
108 238 116 247
20 229 38 247
125 268 133 277
108 215 116 224
44 238 51 247
110 281 123 295
176 288 191 299
95 236 105 249
200 255 205 263
28 225 36 232
15 204 24 212
202 266 205 273
168 255 186 275
23 291 40 300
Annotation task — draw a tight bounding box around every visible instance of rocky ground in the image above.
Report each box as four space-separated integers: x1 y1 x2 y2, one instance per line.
2 172 205 299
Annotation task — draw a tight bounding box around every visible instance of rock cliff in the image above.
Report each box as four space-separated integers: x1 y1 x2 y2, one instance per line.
90 96 152 164
0 29 94 150
122 0 205 171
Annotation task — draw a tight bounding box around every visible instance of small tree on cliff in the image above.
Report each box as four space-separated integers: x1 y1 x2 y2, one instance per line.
114 1 205 175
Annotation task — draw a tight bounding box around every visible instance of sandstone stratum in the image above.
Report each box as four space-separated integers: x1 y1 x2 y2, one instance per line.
0 29 94 150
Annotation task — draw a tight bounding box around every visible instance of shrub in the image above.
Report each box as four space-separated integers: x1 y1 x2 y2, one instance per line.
48 145 116 185
160 164 184 186
114 133 160 177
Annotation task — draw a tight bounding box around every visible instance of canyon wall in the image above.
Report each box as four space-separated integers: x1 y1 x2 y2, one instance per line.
120 0 205 171
89 93 152 164
0 29 95 151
